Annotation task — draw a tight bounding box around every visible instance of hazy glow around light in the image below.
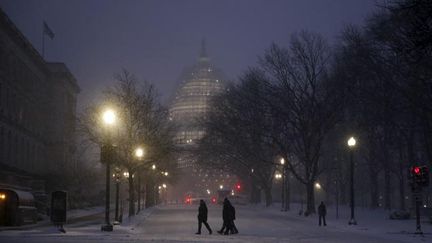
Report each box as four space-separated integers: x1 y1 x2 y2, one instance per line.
347 137 356 147
219 185 223 189
102 109 116 125
162 183 167 188
315 183 321 190
152 164 156 170
280 158 285 165
135 147 144 158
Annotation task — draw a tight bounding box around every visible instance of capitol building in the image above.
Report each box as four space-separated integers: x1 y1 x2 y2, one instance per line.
169 41 238 197
169 40 225 168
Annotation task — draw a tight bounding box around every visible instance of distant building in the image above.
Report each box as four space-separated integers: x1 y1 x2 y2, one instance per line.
169 41 237 198
0 8 80 204
169 40 225 168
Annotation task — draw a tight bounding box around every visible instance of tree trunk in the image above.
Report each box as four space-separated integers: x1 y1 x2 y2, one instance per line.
370 171 379 209
305 182 316 215
384 168 391 210
284 170 290 211
398 142 406 211
422 116 432 165
340 179 347 205
145 181 153 208
137 172 141 213
398 173 406 210
264 186 272 207
250 178 260 204
128 172 135 216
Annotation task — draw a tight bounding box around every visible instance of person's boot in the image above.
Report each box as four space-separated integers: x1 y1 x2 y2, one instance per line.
217 230 223 234
195 232 201 234
209 229 212 234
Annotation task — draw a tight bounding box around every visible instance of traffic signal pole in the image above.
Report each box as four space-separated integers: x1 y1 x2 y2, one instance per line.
409 165 429 235
415 193 422 234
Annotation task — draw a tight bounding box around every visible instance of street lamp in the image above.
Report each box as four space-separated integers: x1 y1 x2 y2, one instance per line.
134 147 144 213
113 168 121 224
162 184 167 204
135 147 144 158
280 158 287 211
152 164 156 170
348 136 357 225
101 108 116 232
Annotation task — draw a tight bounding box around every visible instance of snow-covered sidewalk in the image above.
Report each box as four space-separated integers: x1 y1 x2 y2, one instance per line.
0 204 431 242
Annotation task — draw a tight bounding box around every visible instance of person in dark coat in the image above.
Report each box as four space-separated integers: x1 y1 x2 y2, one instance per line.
217 198 232 234
217 198 238 235
318 201 327 226
229 202 238 234
196 199 212 234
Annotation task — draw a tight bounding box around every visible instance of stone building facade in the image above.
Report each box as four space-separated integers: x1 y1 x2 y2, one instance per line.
0 8 80 198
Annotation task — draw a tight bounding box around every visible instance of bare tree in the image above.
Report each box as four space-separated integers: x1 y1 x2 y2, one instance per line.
79 69 175 216
260 31 344 214
197 76 277 206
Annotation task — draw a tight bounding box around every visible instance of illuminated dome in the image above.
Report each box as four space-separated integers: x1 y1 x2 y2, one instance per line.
169 40 225 145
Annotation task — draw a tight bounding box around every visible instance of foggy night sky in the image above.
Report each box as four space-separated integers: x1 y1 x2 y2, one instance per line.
0 0 377 109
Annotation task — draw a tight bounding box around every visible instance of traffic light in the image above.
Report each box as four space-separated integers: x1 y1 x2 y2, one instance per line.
410 165 429 189
236 183 241 190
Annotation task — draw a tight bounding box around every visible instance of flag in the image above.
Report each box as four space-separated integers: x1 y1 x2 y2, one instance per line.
43 21 55 39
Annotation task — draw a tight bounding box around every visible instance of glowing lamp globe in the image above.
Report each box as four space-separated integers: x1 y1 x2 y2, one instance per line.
102 109 116 125
347 137 356 147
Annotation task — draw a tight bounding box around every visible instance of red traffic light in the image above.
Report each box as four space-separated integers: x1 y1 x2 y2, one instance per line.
413 166 421 175
236 184 241 190
185 197 191 204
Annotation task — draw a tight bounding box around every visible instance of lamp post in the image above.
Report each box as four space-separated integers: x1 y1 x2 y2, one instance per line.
113 168 121 224
280 158 287 211
134 147 144 213
101 109 116 232
347 136 357 225
162 183 167 204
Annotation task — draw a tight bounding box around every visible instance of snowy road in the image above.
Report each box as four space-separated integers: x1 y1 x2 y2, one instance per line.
0 204 430 242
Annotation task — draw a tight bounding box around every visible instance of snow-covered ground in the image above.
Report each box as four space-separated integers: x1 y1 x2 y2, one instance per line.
0 203 430 242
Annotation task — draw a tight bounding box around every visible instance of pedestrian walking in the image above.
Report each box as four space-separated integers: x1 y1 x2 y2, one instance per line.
318 201 327 226
217 198 231 234
229 202 238 234
196 199 212 234
218 198 238 235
